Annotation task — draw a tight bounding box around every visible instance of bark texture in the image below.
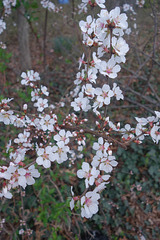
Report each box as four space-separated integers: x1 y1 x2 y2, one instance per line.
17 2 31 71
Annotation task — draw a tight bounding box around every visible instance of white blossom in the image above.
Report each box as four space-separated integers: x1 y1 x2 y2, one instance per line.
150 125 160 144
36 146 55 168
77 162 99 188
100 57 121 78
99 154 118 173
81 191 100 218
0 19 6 34
34 98 48 112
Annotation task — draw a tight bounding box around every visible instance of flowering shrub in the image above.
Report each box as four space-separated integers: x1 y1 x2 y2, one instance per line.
0 0 159 237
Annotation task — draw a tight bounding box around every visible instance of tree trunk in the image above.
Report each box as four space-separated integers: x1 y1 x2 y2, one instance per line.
17 1 31 71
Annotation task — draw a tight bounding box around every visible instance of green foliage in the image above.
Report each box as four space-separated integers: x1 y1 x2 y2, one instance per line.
0 49 12 73
16 87 32 102
15 0 39 22
93 141 160 239
16 0 39 10
0 1 3 13
32 167 73 239
65 58 72 64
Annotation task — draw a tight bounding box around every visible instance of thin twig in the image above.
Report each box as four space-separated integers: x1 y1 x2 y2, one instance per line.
125 97 155 114
49 175 64 202
61 124 127 149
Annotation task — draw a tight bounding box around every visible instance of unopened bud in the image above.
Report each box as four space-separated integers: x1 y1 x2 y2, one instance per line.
96 121 101 129
117 122 120 129
23 104 27 110
108 150 112 156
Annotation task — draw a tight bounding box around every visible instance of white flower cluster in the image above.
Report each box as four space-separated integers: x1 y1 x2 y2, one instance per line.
71 6 128 113
21 70 40 86
0 163 40 198
136 0 145 8
122 3 139 36
78 0 105 14
71 137 117 218
71 82 123 112
0 70 73 199
40 0 60 12
36 129 72 167
2 0 16 15
79 7 129 53
0 41 6 49
20 70 51 113
119 112 160 144
0 19 6 34
0 0 17 48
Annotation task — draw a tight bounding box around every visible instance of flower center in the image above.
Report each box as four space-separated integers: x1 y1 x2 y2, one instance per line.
85 197 92 206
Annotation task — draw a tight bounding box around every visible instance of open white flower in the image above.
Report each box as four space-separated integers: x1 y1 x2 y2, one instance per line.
41 85 49 96
93 137 110 156
112 37 129 57
52 141 70 164
34 98 48 112
82 84 95 98
95 0 105 8
0 110 15 125
39 114 56 132
54 130 72 144
71 92 91 112
95 84 114 106
99 154 118 173
0 19 6 34
81 191 100 218
21 70 40 86
100 57 121 78
77 162 99 188
109 7 128 32
14 131 30 144
36 146 55 168
150 125 160 144
112 83 124 100
79 15 93 35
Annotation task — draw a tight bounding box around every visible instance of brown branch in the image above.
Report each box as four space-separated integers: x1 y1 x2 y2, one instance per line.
125 97 155 114
125 86 160 106
49 175 64 202
61 124 128 149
